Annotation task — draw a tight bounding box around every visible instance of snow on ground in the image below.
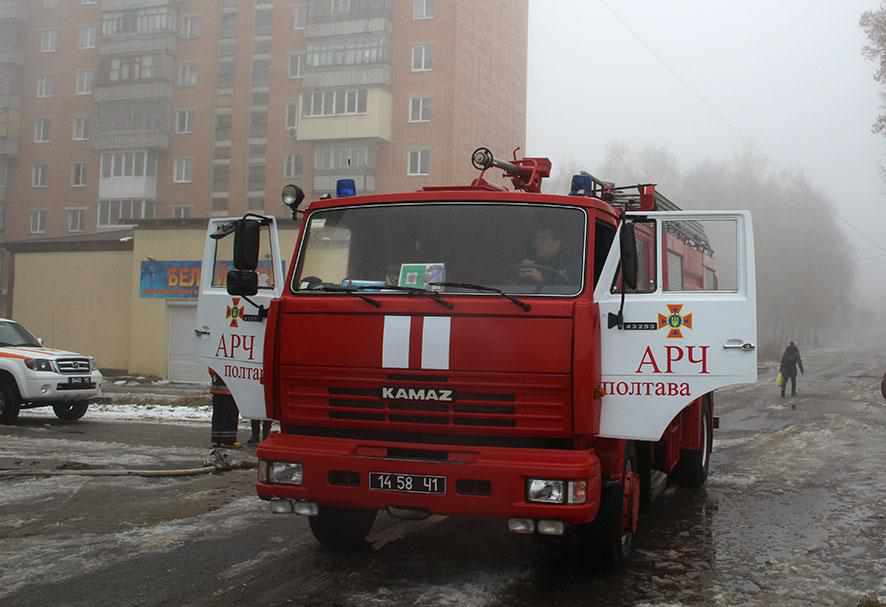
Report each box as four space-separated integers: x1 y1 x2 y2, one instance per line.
20 403 227 425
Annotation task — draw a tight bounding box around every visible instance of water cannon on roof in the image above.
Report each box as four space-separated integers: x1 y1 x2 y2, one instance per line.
469 147 551 193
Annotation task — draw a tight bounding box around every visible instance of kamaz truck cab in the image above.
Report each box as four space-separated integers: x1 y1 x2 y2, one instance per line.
197 147 757 568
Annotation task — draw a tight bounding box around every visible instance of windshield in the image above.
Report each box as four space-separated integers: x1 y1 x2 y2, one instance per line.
293 203 586 296
0 322 41 347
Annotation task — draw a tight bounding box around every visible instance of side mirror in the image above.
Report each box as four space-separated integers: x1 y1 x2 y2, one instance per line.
227 270 258 297
234 220 261 271
619 222 638 291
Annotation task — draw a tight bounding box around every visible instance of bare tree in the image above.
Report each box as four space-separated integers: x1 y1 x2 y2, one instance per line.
861 3 886 135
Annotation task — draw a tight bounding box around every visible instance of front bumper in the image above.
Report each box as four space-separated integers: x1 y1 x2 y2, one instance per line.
256 434 602 524
22 370 103 402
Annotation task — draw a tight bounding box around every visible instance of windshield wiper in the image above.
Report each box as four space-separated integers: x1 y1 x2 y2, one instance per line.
428 282 531 312
308 286 381 308
358 284 453 310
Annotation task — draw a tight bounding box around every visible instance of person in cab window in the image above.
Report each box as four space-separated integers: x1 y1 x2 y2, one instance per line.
518 226 571 286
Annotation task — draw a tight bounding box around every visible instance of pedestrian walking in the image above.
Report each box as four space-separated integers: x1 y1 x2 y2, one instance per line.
779 341 804 399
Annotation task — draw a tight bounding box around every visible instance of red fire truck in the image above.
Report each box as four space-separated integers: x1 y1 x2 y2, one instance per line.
201 147 757 568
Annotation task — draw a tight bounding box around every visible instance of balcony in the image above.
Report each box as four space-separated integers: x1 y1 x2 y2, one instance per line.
0 1 27 22
0 49 23 66
298 88 392 143
93 129 168 151
304 64 391 89
99 31 176 56
95 80 172 103
101 0 172 10
0 137 16 157
305 16 391 39
0 95 18 111
99 175 157 200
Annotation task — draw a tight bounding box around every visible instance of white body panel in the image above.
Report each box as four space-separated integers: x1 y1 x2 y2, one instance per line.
195 217 284 419
594 211 757 441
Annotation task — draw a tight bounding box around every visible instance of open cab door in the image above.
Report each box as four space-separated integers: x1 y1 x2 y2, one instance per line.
195 215 284 419
593 211 757 441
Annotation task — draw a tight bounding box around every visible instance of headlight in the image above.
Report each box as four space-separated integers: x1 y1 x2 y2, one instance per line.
269 462 303 485
24 358 55 372
89 357 97 372
526 479 587 504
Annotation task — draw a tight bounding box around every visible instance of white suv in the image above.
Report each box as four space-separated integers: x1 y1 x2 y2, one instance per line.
0 319 103 424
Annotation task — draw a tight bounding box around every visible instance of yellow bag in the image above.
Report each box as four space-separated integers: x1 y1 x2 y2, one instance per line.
776 371 784 387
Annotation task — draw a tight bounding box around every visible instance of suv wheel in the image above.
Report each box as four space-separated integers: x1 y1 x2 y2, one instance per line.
53 402 89 421
0 381 21 425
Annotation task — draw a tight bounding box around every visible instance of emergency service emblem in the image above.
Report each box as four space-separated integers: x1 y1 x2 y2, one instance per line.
226 297 245 328
658 304 692 339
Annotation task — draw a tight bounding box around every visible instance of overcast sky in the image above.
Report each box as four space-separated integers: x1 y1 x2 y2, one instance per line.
526 0 886 287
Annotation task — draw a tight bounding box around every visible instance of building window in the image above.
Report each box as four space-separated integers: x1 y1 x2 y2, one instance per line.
97 199 156 227
248 196 264 211
304 89 368 117
174 158 193 183
314 142 370 171
181 16 200 39
72 117 89 141
0 163 7 188
215 114 232 141
40 30 57 53
0 205 5 231
411 44 432 71
409 96 431 122
414 0 433 20
33 119 50 143
32 162 49 188
248 165 265 192
172 205 191 219
250 110 268 138
211 197 229 212
176 109 193 134
212 165 230 192
102 7 177 37
286 101 299 134
79 25 96 49
254 38 273 56
284 154 303 179
217 60 235 89
71 161 88 187
65 208 85 233
108 55 155 82
36 77 55 98
100 151 157 178
177 63 199 87
30 209 48 235
292 3 307 30
408 147 431 176
251 59 270 88
255 9 273 36
288 52 304 79
81 0 97 5
75 70 95 95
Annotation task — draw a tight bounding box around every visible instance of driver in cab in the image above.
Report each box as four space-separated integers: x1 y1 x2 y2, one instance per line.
519 226 571 285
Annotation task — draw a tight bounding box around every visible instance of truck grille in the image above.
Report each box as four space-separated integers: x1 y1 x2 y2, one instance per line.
280 368 571 437
328 387 517 427
56 358 91 374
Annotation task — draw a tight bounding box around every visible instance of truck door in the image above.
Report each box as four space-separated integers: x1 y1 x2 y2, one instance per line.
195 216 284 419
593 211 757 441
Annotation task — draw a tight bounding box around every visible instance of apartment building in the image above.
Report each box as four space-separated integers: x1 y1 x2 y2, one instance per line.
0 0 527 238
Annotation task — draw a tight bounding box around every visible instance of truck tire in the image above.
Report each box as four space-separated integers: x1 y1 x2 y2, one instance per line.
0 381 21 425
52 402 89 421
881 372 886 400
678 398 713 489
308 506 377 552
580 443 638 571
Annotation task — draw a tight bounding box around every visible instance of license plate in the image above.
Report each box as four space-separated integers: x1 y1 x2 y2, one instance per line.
68 377 91 386
369 472 446 495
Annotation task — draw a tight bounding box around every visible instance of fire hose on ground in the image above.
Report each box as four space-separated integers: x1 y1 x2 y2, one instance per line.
0 448 255 479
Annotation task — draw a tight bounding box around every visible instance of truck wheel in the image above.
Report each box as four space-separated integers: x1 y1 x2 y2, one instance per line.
0 381 21 425
679 398 713 489
881 372 886 400
308 506 377 552
584 443 638 571
52 402 89 421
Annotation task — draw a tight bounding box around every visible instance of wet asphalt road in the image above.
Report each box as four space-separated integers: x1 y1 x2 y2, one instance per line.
2 347 886 607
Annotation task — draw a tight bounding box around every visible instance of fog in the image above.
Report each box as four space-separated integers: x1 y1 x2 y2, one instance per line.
527 0 886 351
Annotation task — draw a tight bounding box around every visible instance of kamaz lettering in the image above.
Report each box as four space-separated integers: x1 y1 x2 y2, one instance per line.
381 387 454 402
